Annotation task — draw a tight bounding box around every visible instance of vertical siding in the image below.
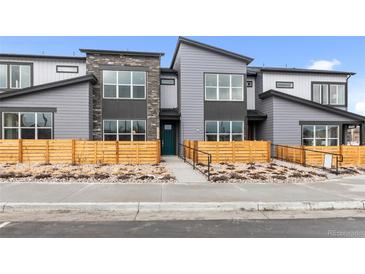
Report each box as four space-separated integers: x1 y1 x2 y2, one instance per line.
262 71 348 110
255 96 273 142
177 43 247 141
160 74 178 109
0 57 86 86
247 76 255 110
272 96 358 145
0 82 91 139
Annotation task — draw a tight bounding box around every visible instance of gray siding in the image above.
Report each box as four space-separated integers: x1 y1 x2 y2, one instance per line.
0 82 91 139
272 96 359 145
255 96 273 142
160 73 178 109
176 43 247 141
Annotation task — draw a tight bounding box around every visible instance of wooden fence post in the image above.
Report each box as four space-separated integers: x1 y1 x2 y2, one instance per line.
232 142 236 163
267 141 271 162
94 141 97 164
157 140 161 163
193 141 198 163
115 141 119 164
45 140 50 164
18 139 23 164
136 142 140 164
71 140 76 165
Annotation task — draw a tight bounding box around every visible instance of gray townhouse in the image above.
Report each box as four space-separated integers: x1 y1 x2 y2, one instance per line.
0 37 364 155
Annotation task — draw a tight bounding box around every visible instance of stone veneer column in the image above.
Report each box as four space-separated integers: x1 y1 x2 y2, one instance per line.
85 53 160 140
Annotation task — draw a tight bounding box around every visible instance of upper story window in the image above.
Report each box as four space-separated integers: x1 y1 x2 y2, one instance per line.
0 63 32 90
56 65 79 73
276 81 294 89
103 70 146 99
205 73 244 101
160 78 175 85
312 82 346 106
246 80 253 88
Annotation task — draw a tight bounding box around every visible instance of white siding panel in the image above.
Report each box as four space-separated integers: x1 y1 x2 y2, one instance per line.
0 57 86 85
178 43 247 141
0 82 91 139
247 76 255 110
160 75 177 109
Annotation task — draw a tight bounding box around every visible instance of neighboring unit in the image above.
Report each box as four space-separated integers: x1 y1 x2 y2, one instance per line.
0 37 364 154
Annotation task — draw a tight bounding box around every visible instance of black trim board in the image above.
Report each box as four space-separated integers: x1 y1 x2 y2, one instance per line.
249 66 355 76
170 37 254 68
0 107 57 112
0 74 97 100
259 89 365 121
80 49 164 57
0 53 86 61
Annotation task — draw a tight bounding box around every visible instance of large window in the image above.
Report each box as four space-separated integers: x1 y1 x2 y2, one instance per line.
312 82 346 106
103 120 146 141
205 74 244 101
205 121 244 141
103 70 146 99
302 125 339 146
0 63 31 90
2 112 53 139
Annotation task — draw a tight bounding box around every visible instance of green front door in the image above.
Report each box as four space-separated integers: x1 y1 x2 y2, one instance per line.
161 123 176 155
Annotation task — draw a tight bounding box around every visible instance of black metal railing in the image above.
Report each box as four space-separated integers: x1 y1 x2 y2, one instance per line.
272 144 343 174
178 143 212 181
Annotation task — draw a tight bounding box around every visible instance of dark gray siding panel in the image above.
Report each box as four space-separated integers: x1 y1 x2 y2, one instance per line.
102 100 147 119
204 101 245 120
178 43 248 141
255 96 273 142
0 82 91 139
272 96 360 145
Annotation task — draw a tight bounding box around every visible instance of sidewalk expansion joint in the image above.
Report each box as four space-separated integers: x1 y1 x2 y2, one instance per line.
134 202 140 221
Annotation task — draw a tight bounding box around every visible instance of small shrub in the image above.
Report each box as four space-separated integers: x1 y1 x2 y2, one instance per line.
34 173 52 179
229 173 247 180
0 172 15 179
250 174 267 180
226 166 235 170
211 175 230 182
93 173 110 180
159 174 176 181
137 175 155 180
271 175 287 180
117 174 131 180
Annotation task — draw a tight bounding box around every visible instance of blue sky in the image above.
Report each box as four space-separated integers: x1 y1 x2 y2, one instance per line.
1 36 364 114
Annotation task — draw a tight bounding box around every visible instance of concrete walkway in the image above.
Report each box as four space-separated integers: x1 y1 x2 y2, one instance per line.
162 156 208 184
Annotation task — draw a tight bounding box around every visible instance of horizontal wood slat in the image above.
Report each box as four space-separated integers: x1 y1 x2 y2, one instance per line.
0 140 160 164
184 140 271 164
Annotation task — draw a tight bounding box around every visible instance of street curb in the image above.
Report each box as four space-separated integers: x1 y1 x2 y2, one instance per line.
1 201 365 213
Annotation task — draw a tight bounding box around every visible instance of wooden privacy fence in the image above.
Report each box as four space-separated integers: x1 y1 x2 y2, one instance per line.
0 140 160 164
275 145 365 167
183 140 271 164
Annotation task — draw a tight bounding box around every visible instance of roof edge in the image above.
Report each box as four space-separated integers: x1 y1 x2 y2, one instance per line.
0 53 85 61
0 74 97 100
250 66 355 76
259 89 365 121
80 48 164 57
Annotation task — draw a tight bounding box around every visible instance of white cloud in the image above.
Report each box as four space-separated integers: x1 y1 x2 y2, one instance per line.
355 102 365 115
307 59 341 70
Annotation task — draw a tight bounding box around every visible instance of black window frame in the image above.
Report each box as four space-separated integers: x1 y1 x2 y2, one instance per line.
275 81 294 89
160 78 175 85
246 80 253 88
0 61 33 91
311 81 347 107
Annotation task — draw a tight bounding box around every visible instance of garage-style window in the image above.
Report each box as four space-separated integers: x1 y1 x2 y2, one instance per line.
2 112 53 139
205 74 244 101
103 71 146 99
103 120 146 141
302 125 339 146
205 121 244 141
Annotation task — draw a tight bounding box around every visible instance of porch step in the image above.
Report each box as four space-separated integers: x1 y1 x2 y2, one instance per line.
162 156 209 184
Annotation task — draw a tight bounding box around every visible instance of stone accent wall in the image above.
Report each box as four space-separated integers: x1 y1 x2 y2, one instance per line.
86 53 160 140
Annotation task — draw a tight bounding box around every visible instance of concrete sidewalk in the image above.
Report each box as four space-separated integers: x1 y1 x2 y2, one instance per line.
1 175 365 212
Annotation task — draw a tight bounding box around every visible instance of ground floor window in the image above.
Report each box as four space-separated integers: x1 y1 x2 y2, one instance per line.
2 112 53 139
302 125 339 146
205 121 244 141
103 119 146 141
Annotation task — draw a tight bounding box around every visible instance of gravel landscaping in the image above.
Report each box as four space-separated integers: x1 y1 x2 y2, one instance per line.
0 163 176 184
196 160 365 183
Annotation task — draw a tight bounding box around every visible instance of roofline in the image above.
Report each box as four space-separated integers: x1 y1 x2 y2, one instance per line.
0 53 86 61
250 66 355 76
170 37 254 68
0 74 97 100
80 48 164 57
259 89 365 121
160 68 178 74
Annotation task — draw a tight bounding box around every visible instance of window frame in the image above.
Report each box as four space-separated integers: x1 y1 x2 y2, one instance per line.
276 81 294 89
301 124 340 146
56 65 79 74
2 112 53 140
103 70 147 100
204 120 245 141
0 64 7 89
246 80 253 88
0 62 33 90
102 119 146 141
311 82 347 107
204 73 244 102
160 78 175 85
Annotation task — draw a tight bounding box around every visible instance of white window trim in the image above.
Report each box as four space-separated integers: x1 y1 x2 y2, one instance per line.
103 119 146 141
0 64 7 89
2 112 53 140
205 120 245 141
10 65 31 89
205 74 244 102
103 71 147 100
302 125 339 146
